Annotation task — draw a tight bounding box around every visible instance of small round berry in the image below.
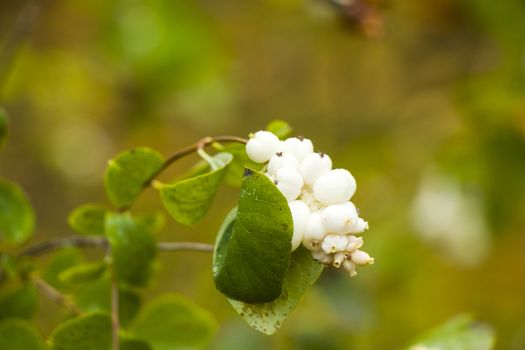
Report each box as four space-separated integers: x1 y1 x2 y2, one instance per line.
268 152 300 175
311 249 333 264
283 137 314 162
351 250 374 265
321 202 358 234
274 167 304 201
245 131 281 163
299 152 332 185
333 252 346 268
346 235 363 252
313 169 357 205
288 200 310 251
343 260 357 277
349 217 369 234
302 211 326 250
321 234 348 254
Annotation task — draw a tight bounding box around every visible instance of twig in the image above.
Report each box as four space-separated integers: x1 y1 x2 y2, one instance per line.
17 236 213 257
157 242 213 252
30 275 81 315
110 265 119 350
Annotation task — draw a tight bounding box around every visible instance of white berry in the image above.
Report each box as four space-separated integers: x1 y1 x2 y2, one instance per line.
349 217 369 234
268 152 300 175
288 200 310 251
333 252 346 268
321 202 358 234
311 250 333 264
283 137 314 162
274 167 304 202
343 260 357 277
302 211 326 250
351 250 374 265
313 169 357 205
321 234 348 254
245 131 281 163
346 235 363 252
300 152 332 185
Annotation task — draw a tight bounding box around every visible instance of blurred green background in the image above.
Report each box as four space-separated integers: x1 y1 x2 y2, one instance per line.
1 0 525 349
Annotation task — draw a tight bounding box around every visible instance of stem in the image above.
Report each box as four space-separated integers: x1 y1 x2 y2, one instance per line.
17 236 213 257
110 265 119 350
30 275 81 315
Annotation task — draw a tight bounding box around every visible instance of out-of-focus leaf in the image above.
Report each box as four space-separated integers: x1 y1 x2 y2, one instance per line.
0 319 46 350
68 204 107 235
74 275 141 327
0 284 38 321
48 312 111 350
0 108 7 150
130 294 217 350
104 148 164 208
229 246 323 334
42 248 83 290
105 212 156 287
406 315 495 350
266 119 293 139
135 212 165 234
120 336 151 350
159 152 232 226
213 170 293 303
0 179 35 245
59 261 107 285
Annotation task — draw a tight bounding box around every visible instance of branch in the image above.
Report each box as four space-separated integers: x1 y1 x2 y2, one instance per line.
30 275 81 315
17 236 213 257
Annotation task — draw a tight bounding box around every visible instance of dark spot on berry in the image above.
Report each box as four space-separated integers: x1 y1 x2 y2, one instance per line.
319 152 325 158
276 152 283 157
243 169 253 177
273 180 279 185
297 135 305 141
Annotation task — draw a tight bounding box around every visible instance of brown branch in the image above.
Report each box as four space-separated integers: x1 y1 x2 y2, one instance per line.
30 275 81 315
17 236 213 257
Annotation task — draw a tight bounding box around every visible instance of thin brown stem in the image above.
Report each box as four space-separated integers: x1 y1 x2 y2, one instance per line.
110 266 119 350
17 236 213 257
31 275 81 315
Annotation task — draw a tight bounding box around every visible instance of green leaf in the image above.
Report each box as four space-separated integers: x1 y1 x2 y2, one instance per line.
0 319 46 350
266 119 293 139
105 212 157 287
48 312 111 350
104 148 164 208
0 284 38 321
59 261 107 285
68 204 107 235
74 275 141 327
212 144 261 187
229 246 323 334
130 294 217 350
159 152 232 226
42 248 84 290
0 179 35 245
120 336 152 350
135 212 165 233
0 108 7 150
406 315 495 350
213 169 293 303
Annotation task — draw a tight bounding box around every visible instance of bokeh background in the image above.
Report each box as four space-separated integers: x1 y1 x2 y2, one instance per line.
1 0 525 349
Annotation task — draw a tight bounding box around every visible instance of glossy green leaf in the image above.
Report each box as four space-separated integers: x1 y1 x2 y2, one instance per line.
159 152 232 226
212 144 261 187
59 261 107 285
406 315 495 350
48 312 111 350
0 319 46 350
104 147 164 208
68 204 107 235
229 246 323 334
130 294 217 350
213 169 293 303
0 179 35 245
266 119 293 139
0 284 38 321
0 108 7 150
105 212 156 286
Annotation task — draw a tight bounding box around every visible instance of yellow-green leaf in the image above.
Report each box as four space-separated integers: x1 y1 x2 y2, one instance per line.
0 284 38 321
0 179 35 245
266 119 292 139
48 312 111 350
0 319 46 350
59 261 107 285
68 204 107 235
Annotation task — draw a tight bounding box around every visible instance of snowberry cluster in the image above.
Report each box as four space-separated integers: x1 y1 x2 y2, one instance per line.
246 130 374 277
